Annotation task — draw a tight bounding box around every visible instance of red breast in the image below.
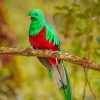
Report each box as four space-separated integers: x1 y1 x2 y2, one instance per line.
29 26 59 64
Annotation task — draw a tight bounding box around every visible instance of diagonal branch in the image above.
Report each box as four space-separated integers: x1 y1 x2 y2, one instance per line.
0 47 100 72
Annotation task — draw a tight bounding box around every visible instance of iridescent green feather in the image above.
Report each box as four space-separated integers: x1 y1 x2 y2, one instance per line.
45 22 60 46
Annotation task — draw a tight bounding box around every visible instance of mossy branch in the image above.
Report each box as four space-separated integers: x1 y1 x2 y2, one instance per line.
0 47 100 72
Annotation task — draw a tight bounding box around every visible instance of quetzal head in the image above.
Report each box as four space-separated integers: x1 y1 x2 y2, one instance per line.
28 9 45 23
28 9 46 35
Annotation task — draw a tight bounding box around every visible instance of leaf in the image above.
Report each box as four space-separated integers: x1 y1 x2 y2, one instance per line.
95 47 100 56
87 35 93 43
96 37 100 44
61 6 69 10
54 6 62 10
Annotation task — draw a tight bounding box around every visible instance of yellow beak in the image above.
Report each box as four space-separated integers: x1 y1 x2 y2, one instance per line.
27 16 32 19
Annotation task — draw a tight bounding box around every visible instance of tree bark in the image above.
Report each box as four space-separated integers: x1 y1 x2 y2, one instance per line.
0 47 100 72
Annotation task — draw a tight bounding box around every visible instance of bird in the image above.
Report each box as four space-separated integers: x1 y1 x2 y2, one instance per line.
28 9 72 100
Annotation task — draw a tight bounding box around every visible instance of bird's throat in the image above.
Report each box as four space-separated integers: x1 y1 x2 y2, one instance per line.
29 22 45 36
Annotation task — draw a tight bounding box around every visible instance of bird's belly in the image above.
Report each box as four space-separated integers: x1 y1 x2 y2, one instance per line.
29 35 58 64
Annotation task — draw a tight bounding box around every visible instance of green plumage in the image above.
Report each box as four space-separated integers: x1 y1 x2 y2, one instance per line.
50 62 72 100
45 22 60 46
60 64 72 100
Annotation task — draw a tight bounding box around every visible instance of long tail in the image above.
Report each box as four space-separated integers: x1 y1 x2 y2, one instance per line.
50 62 72 100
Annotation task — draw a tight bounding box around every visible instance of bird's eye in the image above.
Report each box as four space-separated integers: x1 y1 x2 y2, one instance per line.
35 13 38 16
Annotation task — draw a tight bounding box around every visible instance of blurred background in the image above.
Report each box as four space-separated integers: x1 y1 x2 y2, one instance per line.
0 0 100 100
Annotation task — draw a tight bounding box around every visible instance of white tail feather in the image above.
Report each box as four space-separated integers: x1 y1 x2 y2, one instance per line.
50 62 67 88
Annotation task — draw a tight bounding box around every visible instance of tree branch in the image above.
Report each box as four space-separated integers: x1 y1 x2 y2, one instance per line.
0 47 100 72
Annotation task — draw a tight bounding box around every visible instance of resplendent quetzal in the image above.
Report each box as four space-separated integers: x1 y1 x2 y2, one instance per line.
28 9 72 100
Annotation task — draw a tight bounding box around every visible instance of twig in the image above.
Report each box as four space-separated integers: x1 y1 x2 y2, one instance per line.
83 50 97 100
0 47 100 72
84 68 98 100
82 76 87 100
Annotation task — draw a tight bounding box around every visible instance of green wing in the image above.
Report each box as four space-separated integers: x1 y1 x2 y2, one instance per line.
45 22 60 46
